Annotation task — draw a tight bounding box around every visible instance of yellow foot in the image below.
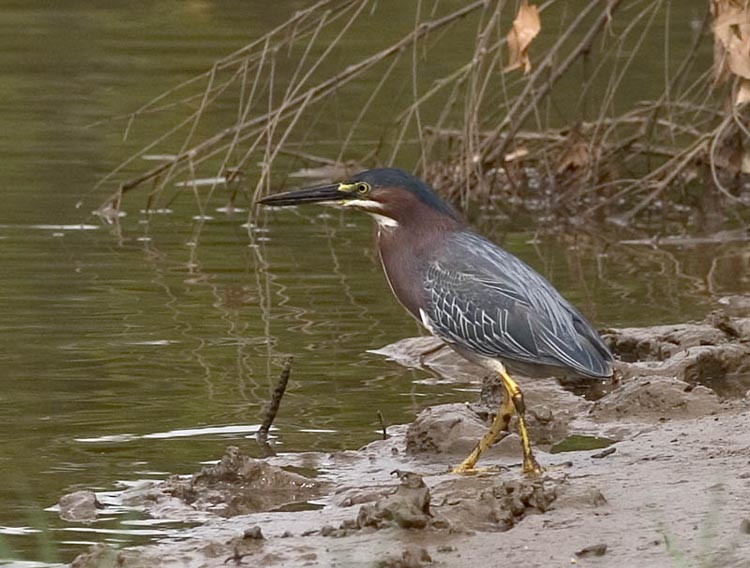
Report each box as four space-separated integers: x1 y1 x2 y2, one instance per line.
522 459 543 476
451 460 538 476
450 451 481 474
450 462 474 475
450 464 505 475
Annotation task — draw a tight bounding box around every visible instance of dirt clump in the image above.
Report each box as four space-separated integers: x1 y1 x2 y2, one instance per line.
432 475 560 532
604 321 731 363
590 376 721 421
604 313 750 400
136 446 326 518
319 470 436 537
319 465 564 543
58 490 101 523
71 543 118 568
356 471 432 530
718 295 750 318
377 546 432 568
605 313 750 379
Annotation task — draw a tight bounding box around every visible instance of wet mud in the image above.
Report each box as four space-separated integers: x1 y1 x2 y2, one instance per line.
157 446 327 518
71 308 750 567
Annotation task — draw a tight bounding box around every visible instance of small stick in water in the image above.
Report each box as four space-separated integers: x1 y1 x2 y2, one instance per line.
256 356 293 456
377 410 388 440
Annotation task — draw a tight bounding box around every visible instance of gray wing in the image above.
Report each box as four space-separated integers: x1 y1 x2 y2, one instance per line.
423 232 612 378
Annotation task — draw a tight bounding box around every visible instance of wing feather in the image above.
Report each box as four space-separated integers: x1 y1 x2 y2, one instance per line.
423 232 612 378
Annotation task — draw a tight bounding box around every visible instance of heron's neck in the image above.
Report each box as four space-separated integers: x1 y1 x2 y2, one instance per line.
373 205 463 318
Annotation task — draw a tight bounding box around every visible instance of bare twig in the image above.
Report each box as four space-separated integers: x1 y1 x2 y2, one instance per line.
98 0 489 212
480 0 623 163
95 0 750 228
256 356 293 456
377 410 388 440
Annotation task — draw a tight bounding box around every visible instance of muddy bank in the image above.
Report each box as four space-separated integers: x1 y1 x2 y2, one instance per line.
71 311 750 567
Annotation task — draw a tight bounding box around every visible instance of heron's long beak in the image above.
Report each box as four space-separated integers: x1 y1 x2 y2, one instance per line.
258 183 347 207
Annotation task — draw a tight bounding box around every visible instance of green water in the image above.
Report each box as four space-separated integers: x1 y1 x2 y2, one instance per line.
0 2 745 565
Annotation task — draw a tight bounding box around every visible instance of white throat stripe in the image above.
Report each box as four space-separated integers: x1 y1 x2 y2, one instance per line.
369 212 399 228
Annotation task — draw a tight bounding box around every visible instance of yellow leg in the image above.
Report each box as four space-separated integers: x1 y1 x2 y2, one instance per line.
499 368 542 475
452 366 542 475
451 382 514 473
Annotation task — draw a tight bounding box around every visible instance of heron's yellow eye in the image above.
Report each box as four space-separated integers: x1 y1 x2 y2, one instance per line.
355 182 370 195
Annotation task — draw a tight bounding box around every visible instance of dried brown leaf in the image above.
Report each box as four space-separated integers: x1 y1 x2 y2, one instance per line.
504 1 541 74
712 1 750 83
557 140 590 174
737 78 750 105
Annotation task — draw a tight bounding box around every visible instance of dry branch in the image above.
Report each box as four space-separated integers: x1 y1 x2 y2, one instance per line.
256 356 293 456
96 0 750 229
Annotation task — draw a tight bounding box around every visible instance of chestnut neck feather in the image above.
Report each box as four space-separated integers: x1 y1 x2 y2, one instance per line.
375 194 464 319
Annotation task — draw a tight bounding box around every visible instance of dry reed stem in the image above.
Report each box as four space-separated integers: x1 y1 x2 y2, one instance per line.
97 0 749 228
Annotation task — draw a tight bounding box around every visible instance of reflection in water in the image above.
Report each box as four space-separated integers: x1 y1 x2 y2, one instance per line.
77 423 265 443
518 227 749 327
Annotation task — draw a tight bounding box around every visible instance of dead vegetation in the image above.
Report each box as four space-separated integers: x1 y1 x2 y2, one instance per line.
95 0 750 230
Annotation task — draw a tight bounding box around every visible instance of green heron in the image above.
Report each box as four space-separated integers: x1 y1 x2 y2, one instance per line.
259 168 613 474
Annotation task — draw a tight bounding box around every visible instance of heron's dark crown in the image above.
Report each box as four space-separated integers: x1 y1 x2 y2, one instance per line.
349 168 460 221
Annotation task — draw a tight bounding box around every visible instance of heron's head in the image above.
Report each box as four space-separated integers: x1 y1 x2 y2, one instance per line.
258 168 461 229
